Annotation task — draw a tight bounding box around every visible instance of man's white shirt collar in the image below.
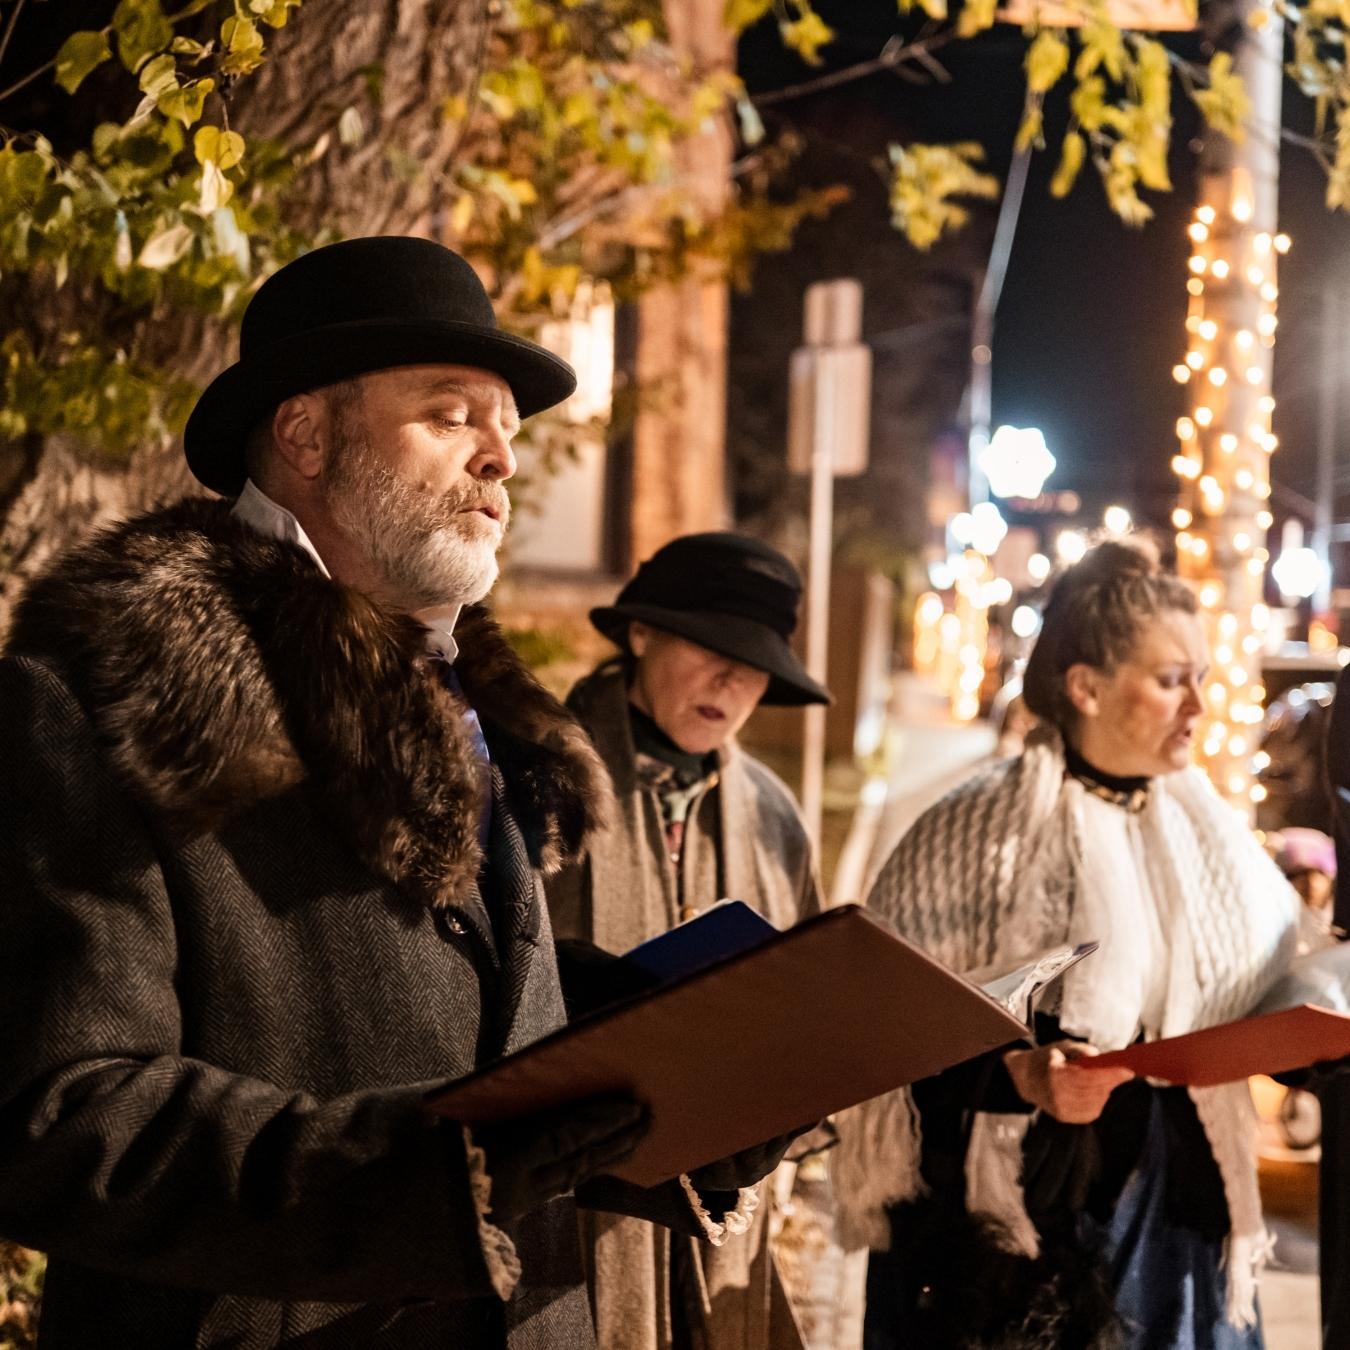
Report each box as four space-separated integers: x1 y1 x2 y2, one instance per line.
231 478 460 663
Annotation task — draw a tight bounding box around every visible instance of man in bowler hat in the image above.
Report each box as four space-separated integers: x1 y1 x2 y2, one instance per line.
0 237 789 1348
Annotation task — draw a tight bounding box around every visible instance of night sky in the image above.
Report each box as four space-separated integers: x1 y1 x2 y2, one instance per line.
741 2 1350 544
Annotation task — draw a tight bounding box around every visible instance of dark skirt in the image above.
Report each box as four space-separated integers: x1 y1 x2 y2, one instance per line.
862 1091 1264 1349
1092 1092 1263 1350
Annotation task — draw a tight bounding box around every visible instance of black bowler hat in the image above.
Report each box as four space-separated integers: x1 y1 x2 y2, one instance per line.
183 236 577 495
590 533 832 707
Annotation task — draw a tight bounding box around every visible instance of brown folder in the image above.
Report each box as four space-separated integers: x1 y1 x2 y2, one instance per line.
1085 1004 1350 1087
427 905 1028 1187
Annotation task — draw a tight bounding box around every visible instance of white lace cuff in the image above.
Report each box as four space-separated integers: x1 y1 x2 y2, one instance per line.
462 1125 523 1301
678 1174 761 1247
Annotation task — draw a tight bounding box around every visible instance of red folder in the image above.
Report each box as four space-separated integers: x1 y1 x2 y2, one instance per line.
1085 1004 1350 1087
427 905 1028 1187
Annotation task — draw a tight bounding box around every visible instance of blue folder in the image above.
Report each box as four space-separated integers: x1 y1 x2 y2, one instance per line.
623 900 779 983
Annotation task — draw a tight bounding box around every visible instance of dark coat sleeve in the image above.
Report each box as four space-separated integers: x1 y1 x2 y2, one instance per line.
0 656 505 1304
1330 666 1350 932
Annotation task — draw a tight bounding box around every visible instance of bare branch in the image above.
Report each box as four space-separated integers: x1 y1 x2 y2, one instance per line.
752 32 958 108
0 0 29 76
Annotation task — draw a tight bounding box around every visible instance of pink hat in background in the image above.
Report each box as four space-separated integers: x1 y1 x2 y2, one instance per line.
1275 827 1337 879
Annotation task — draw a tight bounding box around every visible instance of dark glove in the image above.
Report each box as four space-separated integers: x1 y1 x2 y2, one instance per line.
554 938 662 1019
686 1123 813 1193
475 1094 650 1223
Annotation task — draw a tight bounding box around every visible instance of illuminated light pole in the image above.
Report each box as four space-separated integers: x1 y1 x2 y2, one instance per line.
1172 0 1283 815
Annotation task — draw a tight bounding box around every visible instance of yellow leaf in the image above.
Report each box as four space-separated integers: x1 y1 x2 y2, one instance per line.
138 221 194 269
625 19 654 47
693 82 725 121
779 12 835 65
1025 30 1069 95
1105 141 1154 226
1135 38 1171 121
957 0 997 36
158 77 215 128
137 52 177 98
338 106 365 147
220 15 265 76
193 125 245 170
450 193 475 236
1328 109 1350 210
54 30 112 95
1071 75 1106 132
198 160 231 212
725 0 773 31
1075 20 1125 83
1015 104 1043 152
887 141 999 251
1050 130 1085 197
1192 51 1251 142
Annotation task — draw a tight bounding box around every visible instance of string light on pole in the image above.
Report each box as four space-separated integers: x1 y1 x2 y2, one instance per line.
1172 184 1284 814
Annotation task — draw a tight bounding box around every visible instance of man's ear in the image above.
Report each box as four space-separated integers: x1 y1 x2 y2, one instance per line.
628 621 651 659
271 393 330 481
1064 663 1102 718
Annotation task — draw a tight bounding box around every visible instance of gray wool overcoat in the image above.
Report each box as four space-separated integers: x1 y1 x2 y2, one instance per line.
547 663 821 1350
0 500 713 1350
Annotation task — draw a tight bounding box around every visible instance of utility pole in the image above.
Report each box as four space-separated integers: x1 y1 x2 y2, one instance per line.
788 280 871 846
1314 287 1338 614
1171 0 1284 815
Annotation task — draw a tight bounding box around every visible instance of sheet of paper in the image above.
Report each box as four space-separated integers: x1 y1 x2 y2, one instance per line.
1255 942 1350 1016
965 941 1100 1026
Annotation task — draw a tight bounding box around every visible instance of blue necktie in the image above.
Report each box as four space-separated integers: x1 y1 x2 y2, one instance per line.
437 662 492 847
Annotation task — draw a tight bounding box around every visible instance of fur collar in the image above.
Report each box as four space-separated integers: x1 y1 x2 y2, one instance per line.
5 498 611 906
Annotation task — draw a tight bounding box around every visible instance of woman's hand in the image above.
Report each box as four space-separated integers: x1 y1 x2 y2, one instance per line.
1002 1041 1134 1123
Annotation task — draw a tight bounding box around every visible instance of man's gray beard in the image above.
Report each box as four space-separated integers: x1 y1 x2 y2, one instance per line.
323 426 509 609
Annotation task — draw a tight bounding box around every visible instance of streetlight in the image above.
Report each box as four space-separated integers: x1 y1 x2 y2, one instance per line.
1271 519 1325 602
979 425 1056 500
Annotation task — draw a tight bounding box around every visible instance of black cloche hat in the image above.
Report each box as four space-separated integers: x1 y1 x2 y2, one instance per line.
590 533 832 707
183 236 577 495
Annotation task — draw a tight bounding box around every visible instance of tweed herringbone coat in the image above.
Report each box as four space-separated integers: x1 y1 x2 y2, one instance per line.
0 501 710 1350
547 663 819 1350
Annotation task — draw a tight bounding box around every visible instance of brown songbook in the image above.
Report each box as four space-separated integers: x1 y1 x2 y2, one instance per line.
1086 1004 1350 1087
427 904 1034 1187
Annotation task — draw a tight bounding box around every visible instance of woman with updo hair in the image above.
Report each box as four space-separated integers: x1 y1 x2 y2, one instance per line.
836 536 1300 1349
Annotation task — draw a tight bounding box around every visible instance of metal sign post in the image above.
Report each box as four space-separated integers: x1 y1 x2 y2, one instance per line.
788 279 871 846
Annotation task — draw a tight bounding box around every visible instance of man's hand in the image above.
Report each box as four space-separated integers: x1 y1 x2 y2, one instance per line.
475 1095 650 1222
1003 1042 1133 1124
686 1124 812 1193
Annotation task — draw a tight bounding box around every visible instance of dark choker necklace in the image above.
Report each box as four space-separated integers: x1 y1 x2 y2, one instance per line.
1064 744 1151 814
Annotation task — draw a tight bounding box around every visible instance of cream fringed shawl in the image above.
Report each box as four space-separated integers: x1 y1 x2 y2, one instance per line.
832 728 1300 1327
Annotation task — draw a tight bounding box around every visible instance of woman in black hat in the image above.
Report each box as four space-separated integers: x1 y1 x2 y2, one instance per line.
546 531 829 1350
